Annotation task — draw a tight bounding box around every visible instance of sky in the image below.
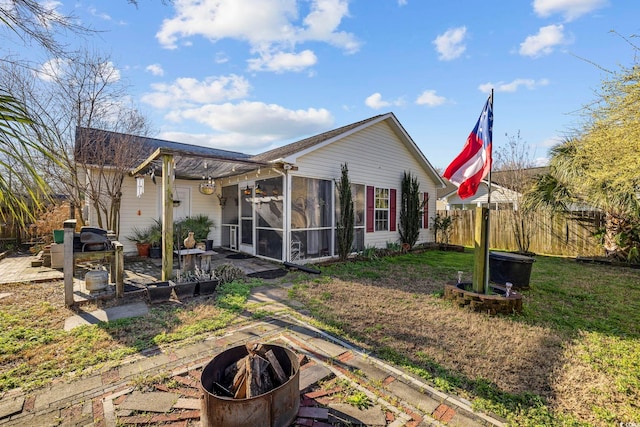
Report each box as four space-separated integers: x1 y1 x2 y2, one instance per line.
22 0 640 170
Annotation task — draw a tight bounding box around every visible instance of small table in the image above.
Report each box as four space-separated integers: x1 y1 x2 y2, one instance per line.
174 248 205 271
198 250 218 272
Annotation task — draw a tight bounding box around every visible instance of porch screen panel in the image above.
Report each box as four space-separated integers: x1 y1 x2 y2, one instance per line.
240 186 252 245
255 177 283 259
221 185 238 224
257 229 283 260
290 176 333 259
221 185 238 249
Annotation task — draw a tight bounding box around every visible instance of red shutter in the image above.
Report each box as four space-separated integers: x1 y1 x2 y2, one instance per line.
389 189 397 231
423 192 429 229
366 186 374 232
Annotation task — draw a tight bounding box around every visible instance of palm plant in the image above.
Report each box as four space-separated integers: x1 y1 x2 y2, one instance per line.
0 91 56 226
525 138 640 261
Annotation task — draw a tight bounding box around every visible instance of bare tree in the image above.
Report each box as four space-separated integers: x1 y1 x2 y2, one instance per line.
0 1 91 225
493 131 538 254
0 49 152 234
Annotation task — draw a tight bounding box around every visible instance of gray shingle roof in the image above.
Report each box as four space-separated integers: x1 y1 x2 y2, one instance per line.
250 114 385 162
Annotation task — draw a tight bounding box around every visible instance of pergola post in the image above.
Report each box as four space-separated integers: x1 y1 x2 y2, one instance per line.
162 154 174 281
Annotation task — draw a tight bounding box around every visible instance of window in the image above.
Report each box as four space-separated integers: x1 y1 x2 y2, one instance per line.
375 188 389 231
366 186 396 233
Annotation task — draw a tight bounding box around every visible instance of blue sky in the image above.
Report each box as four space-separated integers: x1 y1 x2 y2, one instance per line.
35 0 640 169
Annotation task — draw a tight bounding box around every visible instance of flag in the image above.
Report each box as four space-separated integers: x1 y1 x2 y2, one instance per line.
443 94 493 199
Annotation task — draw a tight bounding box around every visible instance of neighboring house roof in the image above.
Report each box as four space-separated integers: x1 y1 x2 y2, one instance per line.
490 166 549 190
438 166 551 199
437 178 459 199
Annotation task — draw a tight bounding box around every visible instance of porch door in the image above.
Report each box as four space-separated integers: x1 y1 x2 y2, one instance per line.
239 184 254 254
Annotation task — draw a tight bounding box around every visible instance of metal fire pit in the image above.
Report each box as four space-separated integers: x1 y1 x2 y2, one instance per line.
200 344 300 427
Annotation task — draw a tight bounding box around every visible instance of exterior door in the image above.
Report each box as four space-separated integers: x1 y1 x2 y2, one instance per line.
239 184 254 254
157 186 191 220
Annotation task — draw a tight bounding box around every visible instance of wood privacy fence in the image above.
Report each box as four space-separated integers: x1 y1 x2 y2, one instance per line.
435 209 605 257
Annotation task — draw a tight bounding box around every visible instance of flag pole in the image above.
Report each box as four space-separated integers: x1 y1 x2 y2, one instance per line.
484 89 494 294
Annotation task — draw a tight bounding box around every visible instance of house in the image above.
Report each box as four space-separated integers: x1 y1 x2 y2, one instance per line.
437 179 521 210
437 167 549 211
75 113 445 271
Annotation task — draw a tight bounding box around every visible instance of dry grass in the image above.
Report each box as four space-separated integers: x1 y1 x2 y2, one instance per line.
1 250 638 426
289 250 640 426
298 278 564 395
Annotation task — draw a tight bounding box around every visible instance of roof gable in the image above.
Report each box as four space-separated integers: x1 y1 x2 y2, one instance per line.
250 114 384 162
252 113 445 187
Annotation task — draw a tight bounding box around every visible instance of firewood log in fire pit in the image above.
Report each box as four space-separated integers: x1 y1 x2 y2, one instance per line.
217 343 291 399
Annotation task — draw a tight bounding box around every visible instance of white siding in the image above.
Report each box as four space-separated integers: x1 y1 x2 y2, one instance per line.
291 120 438 249
91 174 221 254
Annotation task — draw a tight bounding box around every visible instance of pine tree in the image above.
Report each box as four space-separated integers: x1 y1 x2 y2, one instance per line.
399 171 422 249
335 163 354 260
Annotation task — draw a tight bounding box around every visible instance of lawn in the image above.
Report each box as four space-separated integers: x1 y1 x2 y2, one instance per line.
0 278 261 392
0 249 638 427
287 250 640 427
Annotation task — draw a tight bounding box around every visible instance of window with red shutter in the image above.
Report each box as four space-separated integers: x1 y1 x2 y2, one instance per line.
389 189 397 231
366 186 374 232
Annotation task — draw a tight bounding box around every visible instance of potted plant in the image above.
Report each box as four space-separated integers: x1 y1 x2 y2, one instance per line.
146 280 173 303
126 226 152 257
175 214 215 248
173 270 197 300
194 265 219 296
148 219 163 258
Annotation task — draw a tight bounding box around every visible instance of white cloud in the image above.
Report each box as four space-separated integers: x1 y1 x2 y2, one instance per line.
146 63 164 76
39 1 67 29
35 58 120 84
365 93 389 109
540 135 563 148
215 52 229 64
533 0 608 22
519 24 567 57
365 93 405 110
433 26 467 61
478 78 549 93
88 7 111 21
156 0 359 72
161 101 333 151
141 74 250 109
415 90 447 107
158 131 278 152
398 0 407 5
35 57 68 81
247 49 317 73
300 0 359 53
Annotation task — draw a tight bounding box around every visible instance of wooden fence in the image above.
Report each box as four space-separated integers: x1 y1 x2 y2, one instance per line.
435 209 605 257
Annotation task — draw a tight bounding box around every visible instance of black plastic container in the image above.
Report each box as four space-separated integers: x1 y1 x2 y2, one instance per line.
489 251 535 289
